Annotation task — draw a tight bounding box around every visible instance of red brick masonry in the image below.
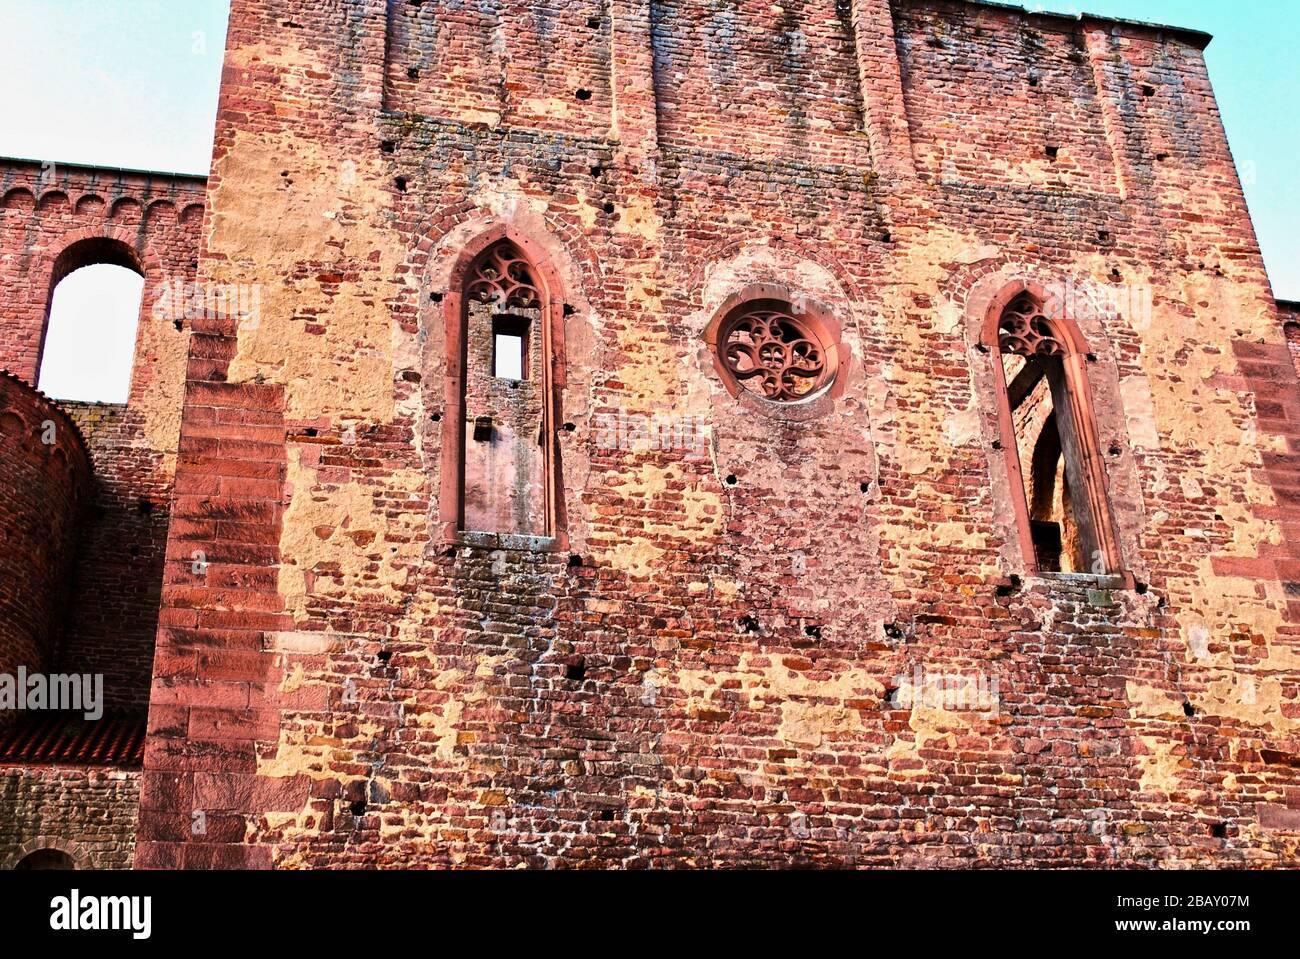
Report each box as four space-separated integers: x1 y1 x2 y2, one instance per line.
3 0 1300 870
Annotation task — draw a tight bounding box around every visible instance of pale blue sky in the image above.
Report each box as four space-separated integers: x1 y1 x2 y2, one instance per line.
1030 0 1299 301
0 0 1294 304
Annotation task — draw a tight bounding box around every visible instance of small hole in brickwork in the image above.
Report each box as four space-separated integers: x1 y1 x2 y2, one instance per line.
1027 74 1039 87
576 88 592 101
173 319 183 332
976 342 990 354
304 427 318 437
588 16 602 28
430 292 443 303
590 165 603 178
430 412 442 422
603 201 615 214
395 177 408 193
1210 822 1227 838
401 370 421 383
881 231 892 244
725 474 738 486
1142 85 1156 97
860 481 871 493
1135 581 1149 595
1111 268 1122 279
884 622 905 640
1098 231 1110 242
804 624 822 639
1045 145 1060 160
1182 701 1196 718
882 684 898 706
350 800 367 817
563 303 576 316
1086 353 1098 362
991 440 1003 450
738 615 760 633
568 554 583 567
406 66 420 80
137 498 154 515
563 422 576 433
995 575 1021 598
1109 442 1122 456
129 546 140 558
1156 152 1169 162
377 650 392 665
565 659 586 682
380 140 395 154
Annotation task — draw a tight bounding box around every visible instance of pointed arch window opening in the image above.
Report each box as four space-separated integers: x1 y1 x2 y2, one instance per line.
989 289 1123 577
445 238 565 544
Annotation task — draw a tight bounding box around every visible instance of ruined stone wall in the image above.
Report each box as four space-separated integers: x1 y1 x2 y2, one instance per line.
0 159 206 709
137 0 1300 869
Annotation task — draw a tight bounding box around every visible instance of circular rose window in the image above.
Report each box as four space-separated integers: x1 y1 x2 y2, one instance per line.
717 300 832 402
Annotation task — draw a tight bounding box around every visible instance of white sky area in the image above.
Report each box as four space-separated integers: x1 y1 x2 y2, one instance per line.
37 265 144 404
494 332 525 380
0 1 228 174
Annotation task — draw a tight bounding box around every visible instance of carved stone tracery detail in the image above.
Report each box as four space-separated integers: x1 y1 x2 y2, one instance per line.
998 293 1065 357
467 242 542 310
719 303 830 401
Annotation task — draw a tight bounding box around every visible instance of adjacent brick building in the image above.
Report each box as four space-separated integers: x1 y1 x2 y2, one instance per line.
0 159 204 868
2 0 1299 869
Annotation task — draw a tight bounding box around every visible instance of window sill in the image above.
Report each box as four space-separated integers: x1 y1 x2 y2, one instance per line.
1028 570 1136 591
445 530 564 553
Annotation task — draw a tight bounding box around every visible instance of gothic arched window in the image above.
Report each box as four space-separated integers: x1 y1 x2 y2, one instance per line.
986 288 1121 574
439 237 566 543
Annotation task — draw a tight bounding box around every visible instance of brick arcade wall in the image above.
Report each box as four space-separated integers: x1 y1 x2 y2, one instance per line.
0 158 206 710
135 0 1300 869
0 160 205 870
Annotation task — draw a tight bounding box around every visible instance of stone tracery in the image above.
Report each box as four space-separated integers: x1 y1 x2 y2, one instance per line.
717 301 830 402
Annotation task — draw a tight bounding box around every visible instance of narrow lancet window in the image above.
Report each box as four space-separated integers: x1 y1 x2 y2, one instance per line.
990 290 1121 574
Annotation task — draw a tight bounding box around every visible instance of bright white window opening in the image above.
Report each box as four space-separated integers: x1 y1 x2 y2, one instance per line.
38 263 144 403
493 330 526 380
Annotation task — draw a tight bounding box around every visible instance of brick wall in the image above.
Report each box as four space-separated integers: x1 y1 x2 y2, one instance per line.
0 374 91 697
0 160 204 866
0 767 140 870
0 158 206 709
1280 300 1300 378
126 0 1300 868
